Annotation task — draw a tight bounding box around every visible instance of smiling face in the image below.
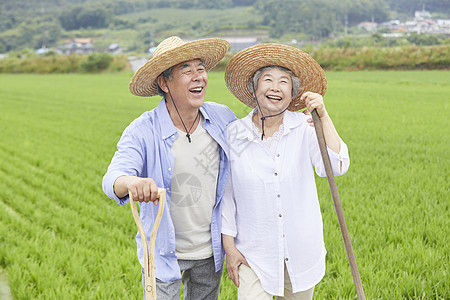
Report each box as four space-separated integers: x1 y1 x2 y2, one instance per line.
253 67 293 116
159 59 208 112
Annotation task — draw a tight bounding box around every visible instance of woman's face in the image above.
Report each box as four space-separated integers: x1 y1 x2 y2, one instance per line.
253 68 292 115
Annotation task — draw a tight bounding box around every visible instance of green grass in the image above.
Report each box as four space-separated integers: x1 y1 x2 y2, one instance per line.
0 71 448 299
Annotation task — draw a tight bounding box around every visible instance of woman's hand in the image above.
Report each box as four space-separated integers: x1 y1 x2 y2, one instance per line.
301 92 328 119
301 91 342 153
222 235 249 287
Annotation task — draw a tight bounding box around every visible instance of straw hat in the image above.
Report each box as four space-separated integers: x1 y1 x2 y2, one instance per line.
225 43 326 111
129 36 229 97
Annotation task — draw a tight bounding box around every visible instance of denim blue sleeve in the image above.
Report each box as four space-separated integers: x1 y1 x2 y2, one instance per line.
102 125 145 205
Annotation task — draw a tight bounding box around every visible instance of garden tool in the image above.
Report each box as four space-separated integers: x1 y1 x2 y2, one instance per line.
311 110 366 300
130 188 166 300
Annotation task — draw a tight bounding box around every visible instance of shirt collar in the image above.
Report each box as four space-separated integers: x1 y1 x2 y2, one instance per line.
282 110 305 135
235 108 305 141
199 104 211 123
155 98 177 139
233 109 256 141
155 98 212 140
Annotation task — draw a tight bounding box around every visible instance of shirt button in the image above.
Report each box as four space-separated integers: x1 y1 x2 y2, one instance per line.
168 168 172 171
277 194 281 198
274 172 278 176
278 214 282 218
170 251 174 254
285 258 289 262
277 154 280 157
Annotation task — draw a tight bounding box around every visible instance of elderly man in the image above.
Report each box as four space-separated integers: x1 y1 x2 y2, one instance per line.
102 36 235 300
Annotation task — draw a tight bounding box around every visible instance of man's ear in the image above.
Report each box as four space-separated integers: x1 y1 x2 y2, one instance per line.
157 76 169 93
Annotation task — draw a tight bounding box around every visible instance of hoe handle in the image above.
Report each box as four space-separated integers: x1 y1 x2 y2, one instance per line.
311 110 366 300
130 188 166 300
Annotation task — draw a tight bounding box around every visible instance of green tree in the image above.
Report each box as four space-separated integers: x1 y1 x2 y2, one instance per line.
0 41 6 53
385 0 450 14
407 33 442 45
59 6 111 30
256 0 389 39
233 0 257 5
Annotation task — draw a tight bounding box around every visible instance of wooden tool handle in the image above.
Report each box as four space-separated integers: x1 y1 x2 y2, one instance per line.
311 110 366 300
130 188 166 300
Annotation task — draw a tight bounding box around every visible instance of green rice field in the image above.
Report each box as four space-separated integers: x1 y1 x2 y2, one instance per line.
0 70 448 299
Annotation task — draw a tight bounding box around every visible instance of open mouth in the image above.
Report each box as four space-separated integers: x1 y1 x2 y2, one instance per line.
266 95 282 101
189 87 203 94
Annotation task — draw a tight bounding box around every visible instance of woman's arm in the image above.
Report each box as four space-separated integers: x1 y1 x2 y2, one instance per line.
301 91 341 153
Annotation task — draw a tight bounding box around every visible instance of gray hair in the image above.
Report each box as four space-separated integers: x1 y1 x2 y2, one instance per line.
156 67 174 97
248 66 300 99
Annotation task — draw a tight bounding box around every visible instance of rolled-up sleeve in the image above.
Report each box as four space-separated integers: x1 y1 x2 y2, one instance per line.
102 127 144 205
309 126 350 177
326 139 350 175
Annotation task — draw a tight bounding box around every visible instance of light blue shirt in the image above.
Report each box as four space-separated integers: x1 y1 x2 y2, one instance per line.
102 99 236 282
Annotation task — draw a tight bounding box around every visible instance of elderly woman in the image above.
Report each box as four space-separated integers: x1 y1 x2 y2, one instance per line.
221 44 350 300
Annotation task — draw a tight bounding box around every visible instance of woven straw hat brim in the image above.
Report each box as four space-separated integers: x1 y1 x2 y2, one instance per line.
225 43 326 111
129 38 229 97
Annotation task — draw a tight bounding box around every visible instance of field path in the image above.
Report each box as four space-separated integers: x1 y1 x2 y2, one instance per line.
0 268 12 300
128 56 149 72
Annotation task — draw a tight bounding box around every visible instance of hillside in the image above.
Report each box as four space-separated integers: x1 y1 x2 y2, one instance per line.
0 0 449 53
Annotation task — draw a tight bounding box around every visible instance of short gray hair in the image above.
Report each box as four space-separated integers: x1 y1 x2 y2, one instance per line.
156 67 174 97
248 66 300 99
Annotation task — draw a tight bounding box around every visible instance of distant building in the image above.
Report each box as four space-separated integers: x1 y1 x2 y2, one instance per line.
358 22 378 33
63 38 93 55
382 32 404 38
380 20 401 32
437 19 450 34
403 19 439 34
36 47 49 55
224 37 260 52
414 10 432 21
148 46 157 55
108 43 122 54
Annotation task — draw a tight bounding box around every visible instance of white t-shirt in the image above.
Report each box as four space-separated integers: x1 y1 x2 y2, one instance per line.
170 116 220 260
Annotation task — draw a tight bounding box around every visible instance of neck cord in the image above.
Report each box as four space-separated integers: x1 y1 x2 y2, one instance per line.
164 78 200 143
254 95 289 140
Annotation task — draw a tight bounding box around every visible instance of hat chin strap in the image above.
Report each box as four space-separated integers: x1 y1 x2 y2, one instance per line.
253 95 289 140
164 77 200 143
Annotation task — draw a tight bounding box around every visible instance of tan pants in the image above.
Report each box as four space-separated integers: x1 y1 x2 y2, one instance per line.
238 264 314 300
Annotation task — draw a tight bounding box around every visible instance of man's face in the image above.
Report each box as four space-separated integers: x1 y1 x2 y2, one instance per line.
163 59 208 111
254 68 292 115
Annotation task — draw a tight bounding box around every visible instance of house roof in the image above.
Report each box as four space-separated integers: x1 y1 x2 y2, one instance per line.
66 38 92 44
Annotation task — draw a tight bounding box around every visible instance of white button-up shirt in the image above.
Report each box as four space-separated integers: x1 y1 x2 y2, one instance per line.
222 110 350 296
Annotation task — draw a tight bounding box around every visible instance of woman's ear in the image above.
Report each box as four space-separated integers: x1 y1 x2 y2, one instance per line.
157 76 169 93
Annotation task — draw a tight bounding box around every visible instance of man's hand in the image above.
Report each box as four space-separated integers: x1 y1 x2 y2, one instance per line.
114 176 160 205
222 235 249 287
